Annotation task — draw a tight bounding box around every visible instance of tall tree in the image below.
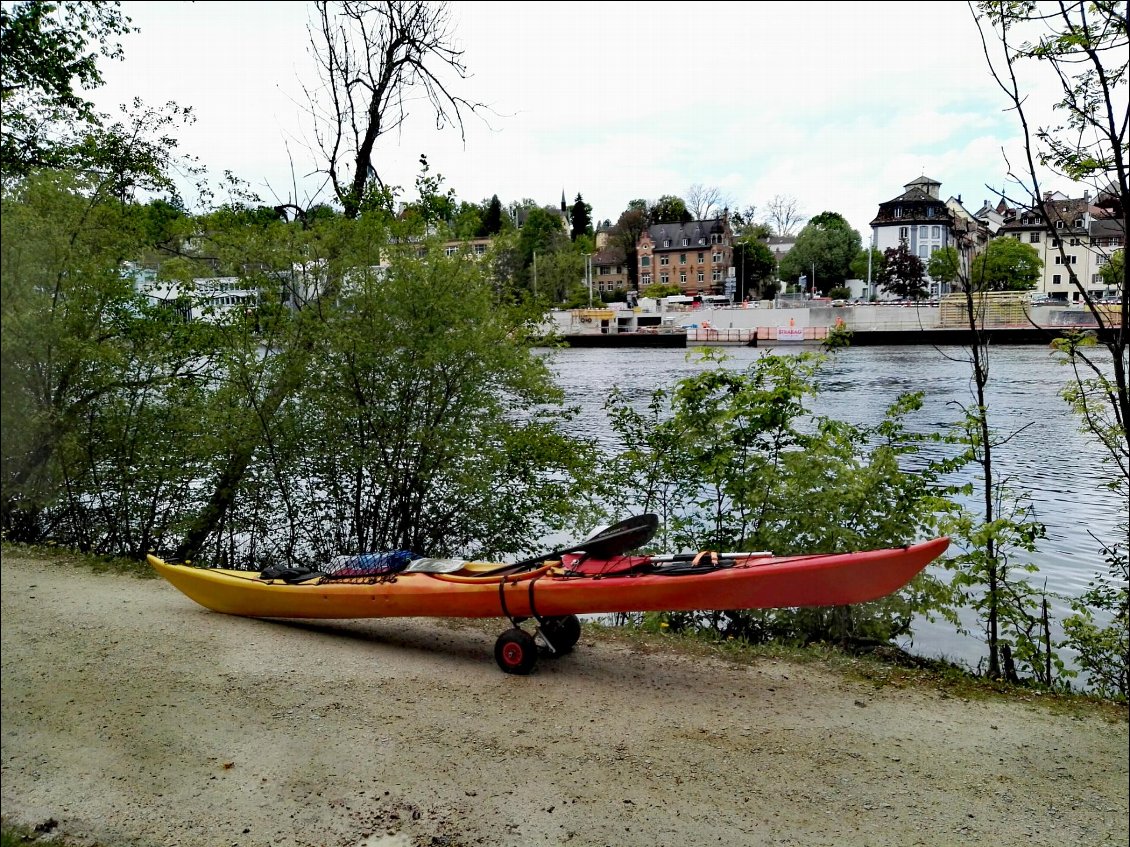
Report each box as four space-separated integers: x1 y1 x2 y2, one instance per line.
973 0 1128 494
968 238 1042 291
876 245 928 300
927 245 962 291
609 206 649 290
730 204 764 235
569 193 592 242
650 194 692 224
778 212 860 294
686 183 731 221
733 238 777 301
479 194 504 236
306 1 483 219
764 194 806 236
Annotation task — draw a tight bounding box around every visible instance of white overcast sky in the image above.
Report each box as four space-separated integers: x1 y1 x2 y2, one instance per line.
85 0 1072 237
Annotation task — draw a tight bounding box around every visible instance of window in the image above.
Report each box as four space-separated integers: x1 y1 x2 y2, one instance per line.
1052 238 1061 247
697 271 704 283
697 252 705 262
679 253 687 264
682 238 690 246
1055 255 1078 265
641 273 651 285
660 273 669 284
1053 274 1062 284
712 269 722 281
918 245 929 258
899 226 909 241
710 234 721 244
641 256 650 266
1030 232 1040 243
919 226 929 238
663 239 671 247
1073 219 1083 228
1069 238 1081 246
660 255 669 265
679 272 687 283
1056 220 1064 229
927 207 936 218
894 207 903 218
712 252 722 263
474 244 486 255
698 238 706 245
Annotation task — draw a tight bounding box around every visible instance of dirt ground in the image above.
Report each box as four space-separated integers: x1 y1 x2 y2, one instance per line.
2 552 1127 847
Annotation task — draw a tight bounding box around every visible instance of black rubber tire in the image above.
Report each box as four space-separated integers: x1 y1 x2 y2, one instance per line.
541 614 582 655
494 627 538 675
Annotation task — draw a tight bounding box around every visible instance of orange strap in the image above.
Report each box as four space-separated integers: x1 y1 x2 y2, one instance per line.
690 550 719 567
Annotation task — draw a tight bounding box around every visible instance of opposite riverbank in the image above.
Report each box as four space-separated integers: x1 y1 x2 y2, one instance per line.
2 549 1127 847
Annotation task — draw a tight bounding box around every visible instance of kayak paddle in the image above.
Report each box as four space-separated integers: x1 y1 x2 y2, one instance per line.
481 514 659 577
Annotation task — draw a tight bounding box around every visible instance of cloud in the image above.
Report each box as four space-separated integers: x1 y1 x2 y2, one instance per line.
87 1 1091 239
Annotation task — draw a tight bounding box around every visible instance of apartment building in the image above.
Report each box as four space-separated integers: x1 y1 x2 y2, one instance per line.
995 191 1115 301
590 248 631 294
637 215 734 296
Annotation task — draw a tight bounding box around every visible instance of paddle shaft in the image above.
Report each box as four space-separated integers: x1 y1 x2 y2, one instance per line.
649 551 771 562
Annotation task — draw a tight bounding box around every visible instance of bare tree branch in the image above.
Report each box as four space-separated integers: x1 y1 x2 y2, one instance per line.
305 0 486 219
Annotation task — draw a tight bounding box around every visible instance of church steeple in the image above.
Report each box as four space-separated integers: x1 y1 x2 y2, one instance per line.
561 190 567 213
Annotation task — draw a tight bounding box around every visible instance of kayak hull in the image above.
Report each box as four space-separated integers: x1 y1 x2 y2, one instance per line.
148 537 950 621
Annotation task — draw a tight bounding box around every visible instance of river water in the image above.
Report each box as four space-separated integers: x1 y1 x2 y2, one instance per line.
539 343 1128 674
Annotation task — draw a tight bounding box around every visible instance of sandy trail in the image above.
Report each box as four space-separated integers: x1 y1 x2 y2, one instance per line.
2 553 1127 847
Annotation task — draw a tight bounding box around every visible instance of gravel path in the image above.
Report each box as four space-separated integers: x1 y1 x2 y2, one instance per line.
2 552 1127 847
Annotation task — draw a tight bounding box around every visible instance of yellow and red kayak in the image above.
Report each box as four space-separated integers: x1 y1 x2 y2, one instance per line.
149 536 949 674
148 537 949 622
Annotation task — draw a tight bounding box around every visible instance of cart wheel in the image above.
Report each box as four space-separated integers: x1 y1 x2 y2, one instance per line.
494 627 538 675
541 614 582 655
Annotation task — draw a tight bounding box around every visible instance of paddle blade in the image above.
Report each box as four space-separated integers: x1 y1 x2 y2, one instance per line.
580 513 658 558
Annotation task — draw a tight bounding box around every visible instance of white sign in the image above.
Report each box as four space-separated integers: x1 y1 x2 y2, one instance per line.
777 327 806 341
